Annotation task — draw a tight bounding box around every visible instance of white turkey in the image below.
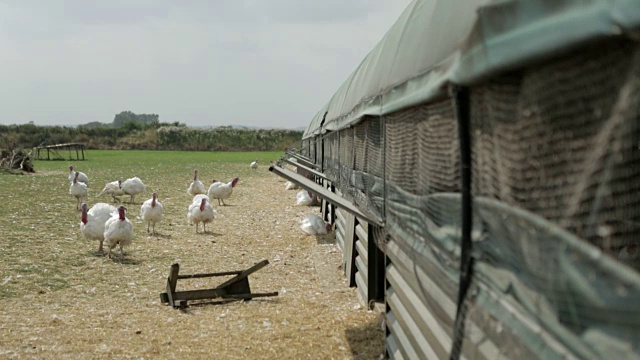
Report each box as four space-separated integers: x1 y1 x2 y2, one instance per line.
187 197 217 233
80 202 117 253
98 180 125 203
187 169 206 196
250 159 259 170
192 193 209 204
295 190 315 206
69 172 89 210
207 177 239 206
121 176 146 204
299 214 332 235
68 165 89 186
285 181 299 190
104 205 133 259
140 192 164 235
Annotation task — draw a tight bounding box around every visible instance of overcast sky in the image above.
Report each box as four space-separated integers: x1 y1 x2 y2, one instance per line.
0 1 412 129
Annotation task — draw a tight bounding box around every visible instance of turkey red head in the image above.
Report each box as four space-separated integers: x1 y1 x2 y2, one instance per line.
73 171 80 183
81 203 88 224
199 198 207 211
68 165 74 173
118 180 122 188
194 169 199 181
324 222 332 234
211 179 217 184
117 206 127 221
231 177 239 188
151 192 158 207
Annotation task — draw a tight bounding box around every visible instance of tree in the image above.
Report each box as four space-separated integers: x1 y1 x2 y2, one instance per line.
113 111 159 127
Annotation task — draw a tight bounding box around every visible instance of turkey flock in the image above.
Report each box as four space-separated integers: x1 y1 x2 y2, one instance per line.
69 159 329 261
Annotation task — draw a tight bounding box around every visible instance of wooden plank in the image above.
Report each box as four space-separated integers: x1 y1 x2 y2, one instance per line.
171 288 278 301
285 151 314 166
177 270 243 279
280 157 327 180
172 288 225 301
269 164 380 225
164 263 180 307
215 259 269 290
343 212 357 287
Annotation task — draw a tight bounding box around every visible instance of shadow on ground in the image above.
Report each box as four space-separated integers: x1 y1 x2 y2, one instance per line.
345 315 386 359
315 232 336 245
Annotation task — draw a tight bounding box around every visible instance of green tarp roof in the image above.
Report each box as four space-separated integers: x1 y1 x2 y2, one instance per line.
303 0 640 139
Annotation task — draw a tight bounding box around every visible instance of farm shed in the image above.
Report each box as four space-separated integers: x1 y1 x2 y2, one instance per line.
271 0 640 359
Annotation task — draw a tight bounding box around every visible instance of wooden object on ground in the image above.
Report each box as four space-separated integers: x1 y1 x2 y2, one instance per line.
160 259 279 309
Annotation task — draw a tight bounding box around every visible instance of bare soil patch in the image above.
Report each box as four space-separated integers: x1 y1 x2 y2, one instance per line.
0 167 384 359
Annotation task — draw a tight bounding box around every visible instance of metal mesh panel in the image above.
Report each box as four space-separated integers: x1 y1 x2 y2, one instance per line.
289 37 640 360
309 138 316 162
324 131 339 181
336 117 386 221
464 39 640 358
365 117 384 179
385 108 420 195
383 100 463 358
339 128 355 201
471 38 640 266
315 137 323 169
351 121 369 212
418 99 460 195
354 122 367 173
385 101 461 248
363 117 384 219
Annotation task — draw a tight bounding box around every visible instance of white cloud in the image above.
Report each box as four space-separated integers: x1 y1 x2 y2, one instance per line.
0 0 412 128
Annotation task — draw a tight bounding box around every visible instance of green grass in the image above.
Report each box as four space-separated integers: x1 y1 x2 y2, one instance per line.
34 149 281 171
0 150 283 299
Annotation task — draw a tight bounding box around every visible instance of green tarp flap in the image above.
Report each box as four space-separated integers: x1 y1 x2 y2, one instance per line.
303 0 640 139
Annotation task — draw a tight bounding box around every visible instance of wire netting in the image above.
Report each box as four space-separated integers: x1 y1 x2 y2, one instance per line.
295 37 640 360
471 38 640 269
459 38 640 358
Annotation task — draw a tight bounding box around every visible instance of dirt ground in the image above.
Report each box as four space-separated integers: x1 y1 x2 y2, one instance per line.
0 169 385 359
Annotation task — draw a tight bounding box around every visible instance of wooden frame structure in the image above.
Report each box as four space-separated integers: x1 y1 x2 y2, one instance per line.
160 260 278 309
35 143 86 161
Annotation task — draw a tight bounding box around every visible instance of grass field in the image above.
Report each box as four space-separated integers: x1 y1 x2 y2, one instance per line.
0 150 383 359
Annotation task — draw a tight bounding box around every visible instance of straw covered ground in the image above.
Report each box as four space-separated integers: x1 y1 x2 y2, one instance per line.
0 151 384 359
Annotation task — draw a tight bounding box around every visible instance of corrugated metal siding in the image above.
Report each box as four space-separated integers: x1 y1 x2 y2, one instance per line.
386 329 405 360
386 238 457 360
354 218 369 305
386 310 421 360
335 208 346 253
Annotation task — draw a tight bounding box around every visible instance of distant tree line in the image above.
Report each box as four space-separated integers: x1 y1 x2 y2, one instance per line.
0 120 302 152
